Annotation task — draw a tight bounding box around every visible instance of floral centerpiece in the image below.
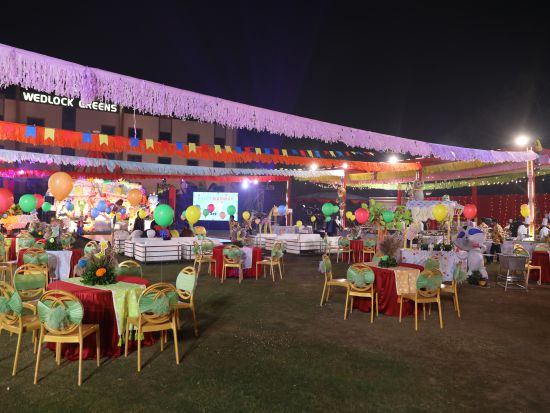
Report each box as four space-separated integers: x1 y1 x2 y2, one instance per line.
45 237 62 251
81 249 117 286
377 233 401 268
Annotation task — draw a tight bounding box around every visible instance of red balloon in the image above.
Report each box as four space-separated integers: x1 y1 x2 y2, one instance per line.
207 203 215 213
0 188 14 214
463 204 477 220
355 207 369 224
34 194 44 209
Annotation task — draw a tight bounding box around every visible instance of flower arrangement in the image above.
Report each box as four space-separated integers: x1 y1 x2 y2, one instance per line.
45 237 62 251
378 255 398 268
377 233 402 267
81 249 117 286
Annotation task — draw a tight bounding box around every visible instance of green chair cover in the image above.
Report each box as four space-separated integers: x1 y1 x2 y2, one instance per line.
271 245 284 259
347 265 375 287
176 271 197 293
38 299 84 330
338 238 350 247
114 266 143 276
322 256 332 273
18 238 35 249
416 274 443 290
23 252 48 265
363 239 376 247
139 292 178 315
0 244 5 260
223 247 243 261
14 272 46 291
0 291 23 316
84 245 98 255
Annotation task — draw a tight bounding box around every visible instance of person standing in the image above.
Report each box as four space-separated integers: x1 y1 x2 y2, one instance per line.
489 220 504 262
229 215 240 243
539 218 549 241
517 218 529 241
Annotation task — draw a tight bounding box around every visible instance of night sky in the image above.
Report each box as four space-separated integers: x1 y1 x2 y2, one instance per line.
2 2 550 150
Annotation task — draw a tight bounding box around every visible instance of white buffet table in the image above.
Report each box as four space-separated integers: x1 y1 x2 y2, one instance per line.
264 233 323 254
124 237 222 262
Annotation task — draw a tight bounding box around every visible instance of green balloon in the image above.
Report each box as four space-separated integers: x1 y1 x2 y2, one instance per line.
227 205 236 216
382 210 394 223
333 205 340 214
203 208 209 217
325 216 331 222
41 202 52 212
19 194 37 213
322 203 333 216
153 204 174 227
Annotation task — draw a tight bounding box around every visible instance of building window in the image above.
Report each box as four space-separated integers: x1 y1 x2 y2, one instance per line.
187 134 200 144
26 147 44 153
127 154 142 162
214 137 226 146
159 131 172 142
158 157 171 165
101 125 116 135
187 160 198 166
61 148 75 156
213 161 225 168
62 107 76 130
27 117 45 126
128 127 143 139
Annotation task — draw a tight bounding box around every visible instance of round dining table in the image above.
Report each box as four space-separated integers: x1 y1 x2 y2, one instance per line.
47 275 153 360
212 245 262 279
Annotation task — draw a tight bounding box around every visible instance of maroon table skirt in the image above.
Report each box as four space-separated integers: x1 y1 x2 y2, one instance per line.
530 251 550 283
212 245 262 278
46 275 152 360
352 266 415 317
343 239 364 263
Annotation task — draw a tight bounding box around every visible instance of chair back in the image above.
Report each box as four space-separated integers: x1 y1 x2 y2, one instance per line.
13 264 48 301
176 266 197 300
195 239 214 256
223 245 242 265
416 263 443 298
321 254 333 281
347 263 375 291
23 248 49 266
84 241 99 255
0 242 7 262
138 282 178 324
0 281 23 327
118 260 143 276
338 236 350 248
271 241 284 260
37 290 84 335
34 239 46 249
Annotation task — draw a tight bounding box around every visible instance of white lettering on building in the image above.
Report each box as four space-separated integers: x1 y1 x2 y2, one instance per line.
22 91 118 113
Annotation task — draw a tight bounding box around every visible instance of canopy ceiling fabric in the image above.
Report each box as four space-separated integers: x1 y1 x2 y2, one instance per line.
0 44 536 164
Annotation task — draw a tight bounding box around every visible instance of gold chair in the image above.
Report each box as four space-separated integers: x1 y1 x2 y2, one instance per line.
256 241 284 282
336 237 352 264
124 282 179 372
22 248 50 281
221 245 243 284
118 260 143 277
34 239 46 248
526 259 543 287
399 274 443 331
1 238 17 280
175 266 199 337
84 240 99 255
193 239 216 276
0 281 40 376
319 254 350 318
441 280 461 318
361 243 376 262
34 290 100 386
345 263 378 322
13 264 48 309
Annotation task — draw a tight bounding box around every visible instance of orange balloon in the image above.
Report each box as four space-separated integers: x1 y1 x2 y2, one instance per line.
48 172 73 201
127 188 142 206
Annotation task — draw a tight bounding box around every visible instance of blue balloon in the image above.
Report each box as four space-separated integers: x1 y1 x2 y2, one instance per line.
105 207 112 214
66 202 74 211
119 207 126 215
90 208 99 219
78 258 87 268
96 200 107 212
278 204 286 215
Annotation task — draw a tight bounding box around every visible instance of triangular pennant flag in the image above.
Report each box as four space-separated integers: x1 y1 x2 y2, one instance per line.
235 146 242 154
336 151 344 157
130 137 139 148
306 150 313 157
145 139 154 149
175 141 184 151
281 149 288 156
329 151 336 157
214 144 222 153
291 149 299 155
255 147 262 155
44 128 55 141
314 150 321 157
189 142 196 152
99 134 109 145
82 133 92 144
225 145 232 153
299 150 306 157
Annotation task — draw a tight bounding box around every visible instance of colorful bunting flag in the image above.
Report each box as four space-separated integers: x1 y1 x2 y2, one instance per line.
306 150 313 157
130 137 139 148
44 128 55 141
145 139 154 149
175 141 184 150
225 145 232 153
82 133 92 144
99 134 109 146
214 144 222 153
189 142 196 152
281 149 288 156
255 147 262 155
25 125 36 138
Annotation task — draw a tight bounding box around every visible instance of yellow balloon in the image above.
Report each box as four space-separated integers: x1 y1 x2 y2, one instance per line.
242 211 250 221
432 204 448 222
520 204 530 218
350 215 356 221
48 172 73 201
185 205 201 225
345 211 353 218
296 220 303 227
310 216 316 223
138 209 147 219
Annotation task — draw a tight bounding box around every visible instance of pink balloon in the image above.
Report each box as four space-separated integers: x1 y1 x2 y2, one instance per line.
463 204 477 220
34 194 44 209
219 211 226 219
207 203 215 213
0 188 14 214
355 208 369 224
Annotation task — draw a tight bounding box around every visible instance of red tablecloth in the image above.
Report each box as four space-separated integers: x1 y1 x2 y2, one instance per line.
344 239 364 263
531 251 550 283
18 248 83 278
353 266 415 317
46 276 152 360
212 245 262 278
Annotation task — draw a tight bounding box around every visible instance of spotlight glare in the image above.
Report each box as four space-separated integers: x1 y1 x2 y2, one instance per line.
388 155 399 164
342 162 348 169
310 163 318 171
515 134 530 147
253 179 259 184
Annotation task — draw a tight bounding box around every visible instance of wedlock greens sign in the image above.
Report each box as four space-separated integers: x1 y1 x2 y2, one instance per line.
21 90 118 113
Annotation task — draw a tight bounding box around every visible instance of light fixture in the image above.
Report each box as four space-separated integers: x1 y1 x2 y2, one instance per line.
242 178 250 189
253 179 259 184
515 134 530 147
388 155 399 164
342 162 348 169
310 163 318 171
